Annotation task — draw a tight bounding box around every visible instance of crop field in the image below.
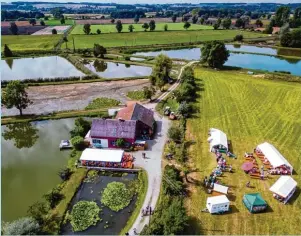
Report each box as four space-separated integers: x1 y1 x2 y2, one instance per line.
32 25 71 35
44 19 74 25
71 23 213 34
1 35 61 51
67 30 266 48
185 69 301 235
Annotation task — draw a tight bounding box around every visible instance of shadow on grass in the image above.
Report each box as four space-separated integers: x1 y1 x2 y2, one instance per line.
184 216 203 235
288 187 300 205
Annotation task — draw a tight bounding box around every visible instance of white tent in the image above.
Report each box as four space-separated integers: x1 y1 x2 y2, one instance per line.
207 128 228 152
257 142 293 172
213 183 229 195
206 195 230 214
270 176 297 202
80 148 124 163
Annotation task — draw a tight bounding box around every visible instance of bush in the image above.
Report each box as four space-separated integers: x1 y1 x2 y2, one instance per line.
2 217 40 235
234 34 244 41
3 44 13 57
177 101 191 117
116 138 125 147
43 187 64 209
101 182 133 212
58 168 72 181
70 118 91 138
70 201 100 232
167 125 183 142
71 136 85 150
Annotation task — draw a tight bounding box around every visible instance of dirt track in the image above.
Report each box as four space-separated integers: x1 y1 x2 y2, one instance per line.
1 80 150 116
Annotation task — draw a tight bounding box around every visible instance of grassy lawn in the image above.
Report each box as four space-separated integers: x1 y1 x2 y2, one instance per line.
2 35 61 51
71 23 213 34
156 95 180 116
185 68 301 234
126 90 145 100
85 97 120 110
68 30 266 48
44 19 74 25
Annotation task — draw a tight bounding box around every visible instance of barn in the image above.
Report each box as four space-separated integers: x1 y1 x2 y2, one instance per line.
90 119 137 148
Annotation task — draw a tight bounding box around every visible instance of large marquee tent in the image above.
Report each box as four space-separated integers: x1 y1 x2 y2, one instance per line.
207 128 228 152
269 176 297 204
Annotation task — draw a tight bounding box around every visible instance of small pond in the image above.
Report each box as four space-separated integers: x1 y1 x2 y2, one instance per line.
1 118 74 222
1 56 85 81
61 172 137 235
85 61 152 78
133 47 301 76
226 44 277 55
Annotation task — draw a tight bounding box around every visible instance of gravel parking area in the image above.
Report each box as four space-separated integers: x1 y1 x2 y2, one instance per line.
1 80 150 116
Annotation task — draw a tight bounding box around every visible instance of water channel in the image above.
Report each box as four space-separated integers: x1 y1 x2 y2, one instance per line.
133 46 301 76
84 60 152 78
1 119 74 222
1 56 84 81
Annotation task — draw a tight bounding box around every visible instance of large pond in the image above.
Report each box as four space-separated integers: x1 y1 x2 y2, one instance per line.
226 44 277 55
61 172 137 235
1 56 85 81
133 47 301 76
84 60 152 78
1 119 74 222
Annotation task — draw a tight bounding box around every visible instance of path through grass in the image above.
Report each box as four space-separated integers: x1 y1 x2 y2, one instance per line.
185 68 301 235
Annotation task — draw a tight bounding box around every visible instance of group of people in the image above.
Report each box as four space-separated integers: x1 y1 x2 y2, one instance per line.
141 205 153 217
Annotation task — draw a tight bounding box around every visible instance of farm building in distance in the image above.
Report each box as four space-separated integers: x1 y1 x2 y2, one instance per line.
116 102 155 139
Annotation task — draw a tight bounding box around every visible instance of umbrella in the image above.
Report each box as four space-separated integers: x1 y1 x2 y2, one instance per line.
241 162 255 172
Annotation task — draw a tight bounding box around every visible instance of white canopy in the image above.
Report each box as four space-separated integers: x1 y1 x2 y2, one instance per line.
213 183 229 195
257 142 293 172
207 128 228 151
207 195 230 205
269 176 297 198
80 148 124 163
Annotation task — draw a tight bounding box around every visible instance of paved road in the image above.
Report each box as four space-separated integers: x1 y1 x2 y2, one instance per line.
128 61 198 235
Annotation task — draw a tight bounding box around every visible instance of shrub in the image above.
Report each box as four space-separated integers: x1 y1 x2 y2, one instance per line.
234 34 244 41
43 187 64 209
70 201 100 232
58 168 72 181
96 29 101 34
167 125 183 142
2 217 40 235
101 182 133 212
71 136 85 150
70 118 91 138
85 97 120 110
116 138 125 147
3 44 13 57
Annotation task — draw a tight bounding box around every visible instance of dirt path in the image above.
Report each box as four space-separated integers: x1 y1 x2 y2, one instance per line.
1 80 150 116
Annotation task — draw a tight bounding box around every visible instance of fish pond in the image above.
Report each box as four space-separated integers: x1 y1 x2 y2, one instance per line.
1 56 84 81
84 60 152 78
1 118 74 222
61 171 137 235
133 47 301 76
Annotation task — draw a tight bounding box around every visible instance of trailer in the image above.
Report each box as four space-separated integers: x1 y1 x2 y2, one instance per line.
206 195 230 214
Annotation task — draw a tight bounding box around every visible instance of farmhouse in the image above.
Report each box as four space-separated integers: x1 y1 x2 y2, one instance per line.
116 102 155 139
270 176 297 204
207 128 228 153
90 119 137 148
256 142 293 174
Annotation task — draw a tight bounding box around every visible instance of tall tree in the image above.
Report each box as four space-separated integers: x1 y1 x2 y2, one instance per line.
9 22 18 35
3 123 39 149
153 54 173 82
222 18 231 29
192 15 198 24
116 20 123 33
171 14 177 23
40 20 45 26
142 22 149 31
134 14 139 24
2 81 32 116
3 44 13 57
2 217 40 235
93 44 107 58
52 28 57 34
235 18 244 28
60 17 65 24
255 19 263 27
183 21 191 30
200 17 205 24
280 28 301 48
111 18 115 24
83 23 91 35
29 18 36 26
264 23 273 34
280 23 290 37
164 24 168 31
27 201 49 225
275 6 290 27
149 20 156 31
201 41 230 68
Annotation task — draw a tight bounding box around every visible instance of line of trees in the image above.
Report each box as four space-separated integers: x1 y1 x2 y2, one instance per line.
1 10 45 20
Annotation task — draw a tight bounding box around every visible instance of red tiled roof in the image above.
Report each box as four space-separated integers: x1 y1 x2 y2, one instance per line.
116 103 154 128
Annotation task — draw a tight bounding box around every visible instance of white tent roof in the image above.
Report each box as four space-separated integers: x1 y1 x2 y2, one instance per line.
257 142 293 171
207 195 230 205
269 176 297 198
213 183 229 195
80 148 124 163
207 128 228 151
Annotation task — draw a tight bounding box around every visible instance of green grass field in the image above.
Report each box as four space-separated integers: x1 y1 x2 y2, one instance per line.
44 19 74 25
2 35 61 51
68 30 266 48
185 69 301 235
71 23 213 34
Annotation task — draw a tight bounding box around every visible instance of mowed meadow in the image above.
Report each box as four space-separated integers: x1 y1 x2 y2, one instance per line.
71 23 213 34
67 30 266 48
185 69 301 234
